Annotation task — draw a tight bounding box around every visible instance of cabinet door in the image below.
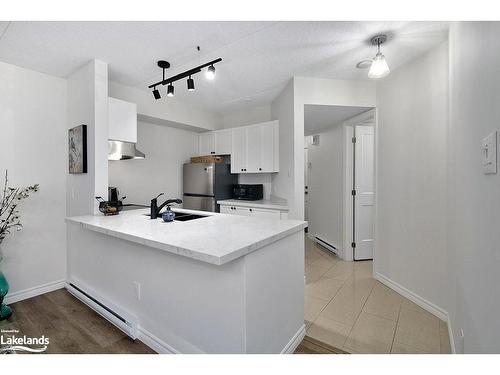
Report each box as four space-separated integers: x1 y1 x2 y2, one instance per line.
252 208 281 220
231 127 246 173
220 205 232 214
245 126 262 173
108 97 137 143
214 129 232 155
235 206 253 216
259 123 275 172
199 132 215 156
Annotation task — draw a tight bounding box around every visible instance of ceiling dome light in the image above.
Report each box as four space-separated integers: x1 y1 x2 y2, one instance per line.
206 65 216 80
152 87 161 100
167 84 174 97
187 76 195 91
368 34 390 80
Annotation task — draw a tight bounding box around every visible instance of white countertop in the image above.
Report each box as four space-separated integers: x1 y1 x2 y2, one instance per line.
217 196 289 211
66 208 305 266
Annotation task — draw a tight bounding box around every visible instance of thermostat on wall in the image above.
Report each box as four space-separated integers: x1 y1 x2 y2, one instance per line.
482 131 497 174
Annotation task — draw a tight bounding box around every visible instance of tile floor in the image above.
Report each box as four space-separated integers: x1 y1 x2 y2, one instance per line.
304 237 451 354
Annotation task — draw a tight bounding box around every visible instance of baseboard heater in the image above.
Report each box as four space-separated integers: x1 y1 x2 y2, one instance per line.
66 282 138 339
314 236 339 256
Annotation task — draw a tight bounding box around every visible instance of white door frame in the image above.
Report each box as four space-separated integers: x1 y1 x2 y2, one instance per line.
342 109 376 261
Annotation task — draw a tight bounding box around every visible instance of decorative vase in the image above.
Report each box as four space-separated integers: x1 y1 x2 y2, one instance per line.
0 250 13 321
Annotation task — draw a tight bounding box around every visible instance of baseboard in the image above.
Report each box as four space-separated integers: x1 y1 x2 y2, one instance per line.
374 272 448 321
281 324 306 354
4 279 65 305
137 326 179 354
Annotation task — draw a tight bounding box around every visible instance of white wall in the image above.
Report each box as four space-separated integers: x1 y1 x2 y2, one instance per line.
375 43 450 323
108 121 198 206
448 22 500 353
305 125 344 250
221 105 271 128
0 61 67 296
271 80 295 211
66 60 109 216
272 77 376 220
109 82 220 132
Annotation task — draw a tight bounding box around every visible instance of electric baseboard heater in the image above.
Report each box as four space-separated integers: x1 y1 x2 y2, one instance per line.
66 282 138 339
314 236 339 256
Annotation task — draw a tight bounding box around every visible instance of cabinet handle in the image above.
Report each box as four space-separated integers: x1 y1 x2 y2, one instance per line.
259 168 262 171
241 169 243 171
211 151 215 154
249 208 253 212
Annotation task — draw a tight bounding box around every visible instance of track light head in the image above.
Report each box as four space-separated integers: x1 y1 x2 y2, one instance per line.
167 84 175 97
152 87 161 100
206 65 216 80
187 76 195 91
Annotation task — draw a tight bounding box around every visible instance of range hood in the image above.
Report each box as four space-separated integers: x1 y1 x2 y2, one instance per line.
108 140 145 160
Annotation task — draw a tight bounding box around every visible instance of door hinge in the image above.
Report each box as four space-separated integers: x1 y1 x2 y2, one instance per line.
351 242 356 248
352 136 356 143
351 189 356 196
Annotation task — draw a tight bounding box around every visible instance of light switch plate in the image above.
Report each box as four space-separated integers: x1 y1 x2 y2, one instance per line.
482 131 497 174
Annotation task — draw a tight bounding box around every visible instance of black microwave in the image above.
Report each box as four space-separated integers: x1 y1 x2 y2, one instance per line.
232 184 263 201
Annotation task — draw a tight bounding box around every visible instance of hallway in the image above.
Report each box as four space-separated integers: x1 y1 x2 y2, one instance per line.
304 238 451 353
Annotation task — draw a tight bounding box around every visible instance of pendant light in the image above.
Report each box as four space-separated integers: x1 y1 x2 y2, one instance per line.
206 64 216 80
167 84 174 97
368 35 390 79
187 76 195 91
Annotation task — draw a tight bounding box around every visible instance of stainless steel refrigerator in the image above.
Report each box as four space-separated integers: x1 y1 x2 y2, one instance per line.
183 163 238 212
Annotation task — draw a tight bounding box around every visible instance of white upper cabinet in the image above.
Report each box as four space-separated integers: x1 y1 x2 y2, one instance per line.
198 129 232 156
231 127 247 172
108 97 137 143
199 132 215 156
214 129 232 155
231 121 279 174
198 121 279 174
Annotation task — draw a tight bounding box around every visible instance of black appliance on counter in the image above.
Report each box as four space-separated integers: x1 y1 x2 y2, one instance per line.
108 186 119 202
232 184 263 201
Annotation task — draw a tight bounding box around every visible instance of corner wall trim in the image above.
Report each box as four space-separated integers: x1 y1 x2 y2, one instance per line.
374 272 448 321
281 324 306 354
4 279 66 305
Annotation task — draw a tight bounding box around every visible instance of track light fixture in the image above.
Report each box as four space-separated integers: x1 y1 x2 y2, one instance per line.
206 65 216 80
152 87 161 100
167 84 174 97
148 55 222 100
187 76 195 91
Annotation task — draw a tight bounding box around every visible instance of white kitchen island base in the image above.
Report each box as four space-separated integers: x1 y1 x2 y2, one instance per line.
66 211 305 354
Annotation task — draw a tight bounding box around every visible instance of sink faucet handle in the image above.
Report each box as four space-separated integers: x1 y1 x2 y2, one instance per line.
153 192 164 200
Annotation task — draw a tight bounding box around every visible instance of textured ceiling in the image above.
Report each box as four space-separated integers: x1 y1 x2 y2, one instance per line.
0 21 448 115
304 105 372 136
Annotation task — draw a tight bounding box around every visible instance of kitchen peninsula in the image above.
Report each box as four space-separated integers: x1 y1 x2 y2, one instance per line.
65 208 307 353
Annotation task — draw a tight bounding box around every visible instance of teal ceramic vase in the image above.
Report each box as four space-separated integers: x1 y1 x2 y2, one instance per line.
0 254 12 320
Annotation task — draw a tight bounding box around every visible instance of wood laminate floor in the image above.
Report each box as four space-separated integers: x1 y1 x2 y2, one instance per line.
0 289 154 354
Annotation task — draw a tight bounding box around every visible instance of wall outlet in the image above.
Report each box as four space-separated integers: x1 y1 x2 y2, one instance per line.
133 281 141 301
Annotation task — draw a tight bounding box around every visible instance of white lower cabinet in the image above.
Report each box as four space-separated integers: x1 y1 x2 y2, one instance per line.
220 204 284 220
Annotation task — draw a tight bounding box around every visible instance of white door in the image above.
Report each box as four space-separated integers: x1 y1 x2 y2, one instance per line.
354 125 375 260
